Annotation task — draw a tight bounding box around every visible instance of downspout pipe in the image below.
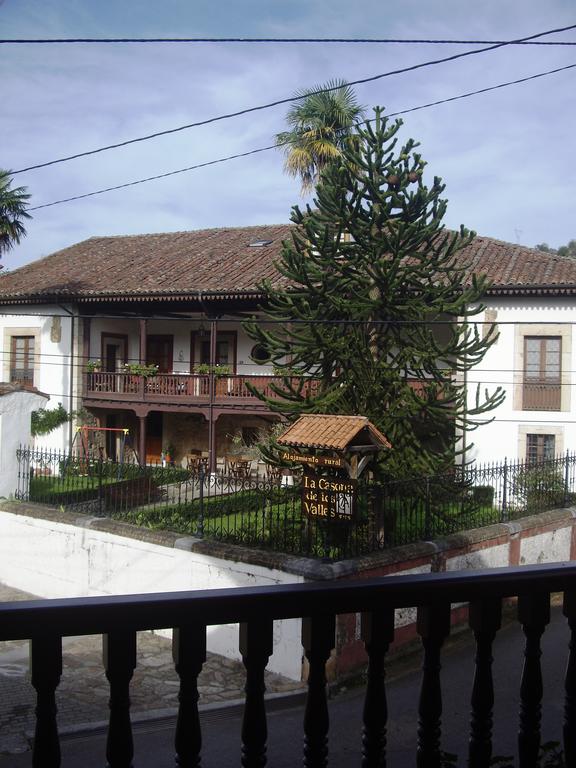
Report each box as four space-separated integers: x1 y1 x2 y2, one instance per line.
58 304 76 450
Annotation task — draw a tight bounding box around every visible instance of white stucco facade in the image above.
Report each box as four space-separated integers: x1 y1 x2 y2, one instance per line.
0 306 76 451
0 387 49 498
465 296 576 465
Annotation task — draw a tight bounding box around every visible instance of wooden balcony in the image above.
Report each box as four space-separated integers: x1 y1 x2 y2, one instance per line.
84 372 320 407
523 381 562 411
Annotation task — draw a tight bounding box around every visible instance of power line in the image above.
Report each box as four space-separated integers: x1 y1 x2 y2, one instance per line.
12 22 576 176
27 60 576 212
1 36 576 45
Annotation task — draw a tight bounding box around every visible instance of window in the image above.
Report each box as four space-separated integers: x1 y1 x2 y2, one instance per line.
101 334 128 372
10 336 35 387
526 434 556 463
523 336 561 410
250 343 271 363
146 335 173 373
191 331 237 372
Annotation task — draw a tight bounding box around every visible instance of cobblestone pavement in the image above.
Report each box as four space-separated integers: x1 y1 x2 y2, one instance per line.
0 583 303 755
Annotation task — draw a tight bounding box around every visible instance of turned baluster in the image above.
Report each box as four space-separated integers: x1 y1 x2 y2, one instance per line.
361 607 395 768
302 614 336 768
563 590 576 767
30 634 63 768
239 619 274 767
103 630 137 768
468 598 502 768
517 592 550 768
416 603 451 768
173 624 207 767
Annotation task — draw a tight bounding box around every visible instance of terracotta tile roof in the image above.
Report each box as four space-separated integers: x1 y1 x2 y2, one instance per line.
1 225 575 303
0 224 293 303
277 414 391 451
0 382 48 398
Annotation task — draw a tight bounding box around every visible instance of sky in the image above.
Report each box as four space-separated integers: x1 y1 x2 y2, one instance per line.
1 0 575 270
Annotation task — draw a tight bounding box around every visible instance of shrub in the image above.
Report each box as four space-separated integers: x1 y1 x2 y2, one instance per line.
513 464 566 514
31 403 71 436
472 485 495 506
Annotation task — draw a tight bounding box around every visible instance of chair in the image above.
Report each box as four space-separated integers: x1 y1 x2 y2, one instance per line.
186 455 209 473
265 465 283 481
231 459 252 480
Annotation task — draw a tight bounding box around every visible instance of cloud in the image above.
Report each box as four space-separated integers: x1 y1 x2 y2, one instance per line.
2 0 575 268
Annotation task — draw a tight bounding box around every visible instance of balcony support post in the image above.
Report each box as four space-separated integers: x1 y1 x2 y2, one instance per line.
139 319 147 365
30 634 63 768
302 614 336 768
239 619 274 767
563 590 576 767
103 630 137 768
208 318 217 473
173 624 207 767
468 598 502 768
416 603 451 768
517 592 550 768
361 608 395 767
138 414 147 467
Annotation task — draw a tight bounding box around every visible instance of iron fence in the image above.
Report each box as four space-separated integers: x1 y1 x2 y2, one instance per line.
14 447 576 561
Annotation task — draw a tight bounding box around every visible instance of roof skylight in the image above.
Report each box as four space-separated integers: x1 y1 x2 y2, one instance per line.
248 239 273 247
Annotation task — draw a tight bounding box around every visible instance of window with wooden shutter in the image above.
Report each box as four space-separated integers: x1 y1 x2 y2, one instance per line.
523 336 561 410
10 336 35 388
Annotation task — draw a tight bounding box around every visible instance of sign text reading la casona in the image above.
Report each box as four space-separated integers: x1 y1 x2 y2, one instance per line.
301 473 357 520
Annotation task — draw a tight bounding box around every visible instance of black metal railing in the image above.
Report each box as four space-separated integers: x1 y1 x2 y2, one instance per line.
15 448 576 561
0 563 575 766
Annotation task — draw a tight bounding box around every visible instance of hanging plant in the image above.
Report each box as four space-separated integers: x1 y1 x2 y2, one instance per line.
31 403 71 436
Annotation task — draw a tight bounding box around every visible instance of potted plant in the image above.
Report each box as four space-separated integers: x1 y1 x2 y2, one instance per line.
162 442 175 466
122 363 159 378
86 359 102 373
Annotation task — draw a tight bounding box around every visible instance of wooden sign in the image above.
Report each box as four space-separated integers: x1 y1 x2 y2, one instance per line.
301 472 357 520
281 451 344 469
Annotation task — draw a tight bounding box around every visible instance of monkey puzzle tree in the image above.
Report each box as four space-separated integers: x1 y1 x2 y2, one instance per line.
246 108 504 479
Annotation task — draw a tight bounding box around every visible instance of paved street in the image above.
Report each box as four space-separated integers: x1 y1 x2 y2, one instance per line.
0 582 570 766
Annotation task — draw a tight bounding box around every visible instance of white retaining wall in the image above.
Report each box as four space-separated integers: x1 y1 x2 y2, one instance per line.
0 510 304 680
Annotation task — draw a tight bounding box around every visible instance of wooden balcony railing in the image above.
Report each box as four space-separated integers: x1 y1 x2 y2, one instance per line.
1 562 575 766
85 372 321 403
523 382 562 411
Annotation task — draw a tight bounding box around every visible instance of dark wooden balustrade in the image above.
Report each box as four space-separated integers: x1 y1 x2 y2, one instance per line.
1 563 576 766
85 372 320 404
522 382 562 411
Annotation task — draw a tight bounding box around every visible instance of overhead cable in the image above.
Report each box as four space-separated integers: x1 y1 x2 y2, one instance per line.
1 36 575 45
28 61 576 211
12 22 576 176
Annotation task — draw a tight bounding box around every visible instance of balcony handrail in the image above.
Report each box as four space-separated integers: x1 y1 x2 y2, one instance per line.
1 562 575 640
2 562 575 766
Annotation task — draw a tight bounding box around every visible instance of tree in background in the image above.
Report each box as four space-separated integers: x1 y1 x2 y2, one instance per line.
535 239 576 259
0 170 30 264
276 79 365 193
246 108 504 479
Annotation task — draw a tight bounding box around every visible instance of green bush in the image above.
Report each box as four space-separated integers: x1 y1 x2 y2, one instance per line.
513 464 566 514
472 485 495 506
31 403 71 436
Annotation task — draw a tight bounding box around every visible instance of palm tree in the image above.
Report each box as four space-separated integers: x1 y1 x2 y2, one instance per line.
0 170 31 258
276 79 365 193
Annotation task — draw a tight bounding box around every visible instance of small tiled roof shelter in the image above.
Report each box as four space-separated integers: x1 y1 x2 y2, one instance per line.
277 414 391 478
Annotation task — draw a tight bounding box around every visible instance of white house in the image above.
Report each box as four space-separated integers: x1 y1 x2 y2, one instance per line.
0 225 575 468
